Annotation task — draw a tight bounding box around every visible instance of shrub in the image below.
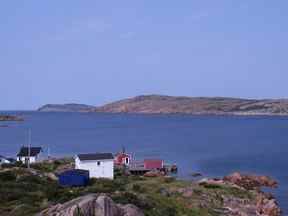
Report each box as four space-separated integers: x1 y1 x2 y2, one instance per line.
0 171 17 181
88 178 119 193
163 176 175 183
201 183 222 189
17 175 44 185
111 192 152 209
31 162 55 172
132 184 141 192
1 163 15 169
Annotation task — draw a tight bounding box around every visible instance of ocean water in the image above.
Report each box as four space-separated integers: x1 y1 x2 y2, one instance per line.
0 111 287 214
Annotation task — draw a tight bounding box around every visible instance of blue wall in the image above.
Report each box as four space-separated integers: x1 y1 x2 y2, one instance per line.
58 169 89 187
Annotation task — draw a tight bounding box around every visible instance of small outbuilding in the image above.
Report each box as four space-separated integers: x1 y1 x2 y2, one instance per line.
17 146 42 164
114 152 131 166
58 169 89 187
0 155 11 165
75 153 114 179
144 159 164 170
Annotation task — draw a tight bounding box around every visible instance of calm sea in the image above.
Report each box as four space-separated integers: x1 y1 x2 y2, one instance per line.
0 111 287 214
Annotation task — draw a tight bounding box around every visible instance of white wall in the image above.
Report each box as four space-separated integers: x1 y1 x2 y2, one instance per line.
75 157 114 179
0 158 10 164
17 156 36 164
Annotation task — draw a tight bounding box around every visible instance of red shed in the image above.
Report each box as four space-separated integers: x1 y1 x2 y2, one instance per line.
144 159 164 170
114 152 131 166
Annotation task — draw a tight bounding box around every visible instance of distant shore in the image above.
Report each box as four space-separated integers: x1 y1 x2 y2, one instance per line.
0 115 23 121
37 94 288 116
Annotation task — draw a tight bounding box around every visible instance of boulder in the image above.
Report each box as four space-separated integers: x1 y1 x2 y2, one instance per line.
143 171 163 177
44 172 58 181
120 204 144 216
256 194 281 216
94 195 123 216
38 194 144 216
223 172 277 190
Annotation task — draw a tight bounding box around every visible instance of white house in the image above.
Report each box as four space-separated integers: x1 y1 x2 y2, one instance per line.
0 155 11 165
17 146 42 164
75 153 114 179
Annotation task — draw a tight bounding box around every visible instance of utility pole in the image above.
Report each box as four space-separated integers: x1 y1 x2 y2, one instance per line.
48 144 51 159
27 128 31 169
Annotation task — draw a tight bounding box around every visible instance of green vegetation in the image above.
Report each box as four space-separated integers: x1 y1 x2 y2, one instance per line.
0 160 255 216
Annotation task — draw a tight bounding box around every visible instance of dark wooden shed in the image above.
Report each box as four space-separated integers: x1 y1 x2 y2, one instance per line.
58 169 89 187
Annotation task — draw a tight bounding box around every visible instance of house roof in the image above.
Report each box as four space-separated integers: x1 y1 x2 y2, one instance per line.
77 153 114 161
17 147 42 157
144 159 163 169
59 169 89 176
115 152 130 157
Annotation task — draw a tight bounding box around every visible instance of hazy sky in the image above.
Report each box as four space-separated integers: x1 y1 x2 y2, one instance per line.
1 1 288 110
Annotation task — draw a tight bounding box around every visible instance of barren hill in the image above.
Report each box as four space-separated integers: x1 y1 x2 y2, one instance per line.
93 95 288 115
38 95 288 115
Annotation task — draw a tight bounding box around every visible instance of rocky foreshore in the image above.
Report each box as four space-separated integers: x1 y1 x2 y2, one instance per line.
38 194 144 216
0 159 281 216
37 172 281 216
199 172 281 216
0 115 23 121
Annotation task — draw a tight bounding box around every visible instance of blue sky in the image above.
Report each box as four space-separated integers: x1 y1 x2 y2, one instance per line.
1 1 287 110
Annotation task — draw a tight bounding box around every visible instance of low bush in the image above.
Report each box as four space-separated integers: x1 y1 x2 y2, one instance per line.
88 178 120 193
201 183 222 189
163 176 176 184
0 171 17 181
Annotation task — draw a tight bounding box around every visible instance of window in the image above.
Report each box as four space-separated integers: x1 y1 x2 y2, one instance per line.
125 157 129 164
97 161 101 166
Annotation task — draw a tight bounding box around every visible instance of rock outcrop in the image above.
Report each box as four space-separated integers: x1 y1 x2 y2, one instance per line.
0 115 23 121
256 193 281 216
38 194 144 216
198 173 281 216
220 193 281 216
223 172 278 190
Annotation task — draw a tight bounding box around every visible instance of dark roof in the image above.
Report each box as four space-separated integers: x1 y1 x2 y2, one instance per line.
17 147 42 157
59 169 89 176
77 153 114 161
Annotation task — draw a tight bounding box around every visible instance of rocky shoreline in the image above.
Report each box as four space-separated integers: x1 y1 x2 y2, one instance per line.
37 172 281 216
0 115 23 121
199 172 281 216
0 159 281 216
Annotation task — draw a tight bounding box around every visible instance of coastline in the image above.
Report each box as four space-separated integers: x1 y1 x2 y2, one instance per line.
0 115 23 121
0 159 282 215
34 109 288 117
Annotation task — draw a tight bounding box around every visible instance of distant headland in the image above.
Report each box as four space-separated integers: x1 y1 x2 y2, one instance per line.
37 95 288 116
37 103 94 112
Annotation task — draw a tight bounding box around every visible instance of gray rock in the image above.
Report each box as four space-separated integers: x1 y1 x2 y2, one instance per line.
38 194 144 216
120 204 144 216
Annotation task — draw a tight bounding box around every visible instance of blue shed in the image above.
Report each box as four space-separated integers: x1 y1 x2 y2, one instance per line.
58 169 89 187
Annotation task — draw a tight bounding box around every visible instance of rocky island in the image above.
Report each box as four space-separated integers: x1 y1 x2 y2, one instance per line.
0 115 23 121
38 95 288 116
38 103 95 112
